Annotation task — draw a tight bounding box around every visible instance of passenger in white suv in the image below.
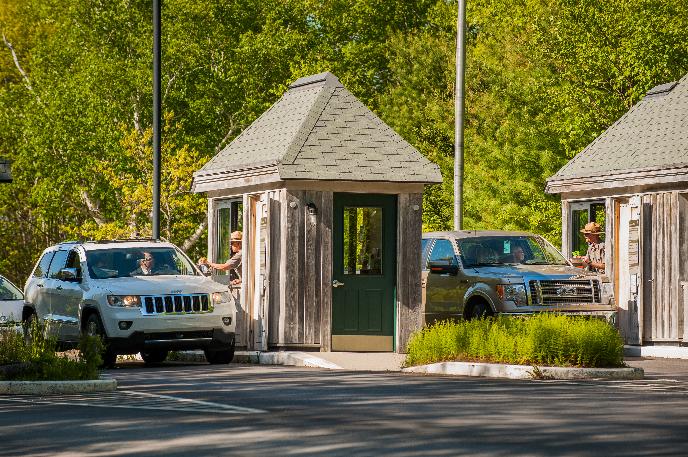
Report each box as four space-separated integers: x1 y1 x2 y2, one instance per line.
23 240 236 367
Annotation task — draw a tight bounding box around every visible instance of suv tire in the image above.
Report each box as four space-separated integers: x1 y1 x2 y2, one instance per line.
84 313 117 368
468 301 493 320
204 344 235 364
141 350 168 365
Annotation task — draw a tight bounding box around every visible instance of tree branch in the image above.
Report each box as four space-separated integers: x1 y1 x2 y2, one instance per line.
181 219 207 252
2 33 33 92
215 117 239 154
80 190 108 226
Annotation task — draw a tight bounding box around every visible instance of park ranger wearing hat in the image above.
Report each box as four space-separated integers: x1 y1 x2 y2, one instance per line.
572 222 605 273
199 231 243 285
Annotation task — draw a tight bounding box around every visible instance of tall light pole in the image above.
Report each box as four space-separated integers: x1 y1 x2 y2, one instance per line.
454 0 466 231
152 0 161 239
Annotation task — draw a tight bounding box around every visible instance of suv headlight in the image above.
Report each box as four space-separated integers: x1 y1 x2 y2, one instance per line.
107 295 141 307
496 284 527 306
211 291 230 305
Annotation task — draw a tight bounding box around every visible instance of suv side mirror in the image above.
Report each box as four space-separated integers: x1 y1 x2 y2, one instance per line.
428 259 459 275
58 268 82 282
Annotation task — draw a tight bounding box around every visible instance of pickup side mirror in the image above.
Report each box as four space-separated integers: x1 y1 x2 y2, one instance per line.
428 259 459 275
58 267 82 282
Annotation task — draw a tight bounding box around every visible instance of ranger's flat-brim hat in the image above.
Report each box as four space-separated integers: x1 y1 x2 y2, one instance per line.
580 222 603 235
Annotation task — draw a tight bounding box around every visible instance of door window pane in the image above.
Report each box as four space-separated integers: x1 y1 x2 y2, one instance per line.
47 250 69 279
33 252 55 278
571 209 589 256
343 207 383 275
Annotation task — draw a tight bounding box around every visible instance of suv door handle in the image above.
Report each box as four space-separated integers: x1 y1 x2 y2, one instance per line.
37 283 44 288
56 285 63 291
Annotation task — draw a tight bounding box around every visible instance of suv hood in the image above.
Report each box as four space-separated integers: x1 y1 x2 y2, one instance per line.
469 264 598 280
92 276 227 296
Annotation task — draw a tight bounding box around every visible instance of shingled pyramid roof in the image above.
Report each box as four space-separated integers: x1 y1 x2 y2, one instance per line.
193 72 442 192
547 73 688 193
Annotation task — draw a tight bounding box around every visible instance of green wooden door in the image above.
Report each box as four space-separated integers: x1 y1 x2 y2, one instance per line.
332 193 397 351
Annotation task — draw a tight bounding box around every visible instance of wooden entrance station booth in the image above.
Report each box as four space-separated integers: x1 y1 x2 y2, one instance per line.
192 72 442 352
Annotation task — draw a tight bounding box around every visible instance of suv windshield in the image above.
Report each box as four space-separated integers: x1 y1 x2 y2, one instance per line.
85 247 198 278
0 277 22 300
456 236 568 267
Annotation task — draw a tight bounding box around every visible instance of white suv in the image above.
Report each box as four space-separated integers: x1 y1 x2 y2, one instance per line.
23 240 236 366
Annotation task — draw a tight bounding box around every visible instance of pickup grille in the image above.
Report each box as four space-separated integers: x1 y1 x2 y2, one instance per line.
529 280 601 305
141 294 211 315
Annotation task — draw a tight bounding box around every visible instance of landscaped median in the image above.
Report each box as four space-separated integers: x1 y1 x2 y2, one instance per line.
0 325 116 394
401 314 643 380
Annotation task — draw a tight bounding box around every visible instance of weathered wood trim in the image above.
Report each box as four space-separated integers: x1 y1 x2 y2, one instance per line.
268 191 282 345
679 193 688 341
285 180 425 194
671 192 680 340
283 190 304 343
396 193 423 353
546 165 688 195
303 190 318 345
193 165 281 193
278 189 288 344
561 200 571 259
320 192 333 352
604 197 615 290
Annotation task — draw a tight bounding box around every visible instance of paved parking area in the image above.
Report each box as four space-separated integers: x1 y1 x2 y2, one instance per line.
2 361 688 456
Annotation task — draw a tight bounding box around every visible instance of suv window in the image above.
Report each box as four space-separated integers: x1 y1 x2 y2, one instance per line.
0 277 22 300
33 251 56 278
428 239 456 263
65 250 82 277
86 247 198 278
47 250 70 279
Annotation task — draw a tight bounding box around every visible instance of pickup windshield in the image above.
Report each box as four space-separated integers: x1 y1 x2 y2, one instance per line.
456 236 568 267
86 247 198 279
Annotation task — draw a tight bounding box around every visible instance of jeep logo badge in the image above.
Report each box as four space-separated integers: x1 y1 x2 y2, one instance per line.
170 289 182 294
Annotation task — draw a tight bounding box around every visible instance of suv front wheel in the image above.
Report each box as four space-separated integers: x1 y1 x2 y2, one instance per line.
204 344 235 364
84 313 117 368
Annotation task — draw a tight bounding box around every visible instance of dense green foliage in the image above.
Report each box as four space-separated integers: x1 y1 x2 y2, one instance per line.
0 324 102 380
405 314 625 368
1 1 687 284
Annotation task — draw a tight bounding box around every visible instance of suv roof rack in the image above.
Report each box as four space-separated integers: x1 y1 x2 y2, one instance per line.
83 238 164 244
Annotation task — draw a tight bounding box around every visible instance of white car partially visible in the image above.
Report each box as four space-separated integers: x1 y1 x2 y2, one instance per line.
0 275 24 330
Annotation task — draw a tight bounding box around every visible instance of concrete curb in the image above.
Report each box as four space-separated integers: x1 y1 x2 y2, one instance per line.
402 361 644 380
174 350 342 369
0 377 117 395
624 345 688 359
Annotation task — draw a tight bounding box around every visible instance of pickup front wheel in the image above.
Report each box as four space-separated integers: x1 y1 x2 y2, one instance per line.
467 301 493 320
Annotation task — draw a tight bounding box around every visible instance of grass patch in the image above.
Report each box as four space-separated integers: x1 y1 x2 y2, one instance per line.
405 314 624 368
0 322 103 381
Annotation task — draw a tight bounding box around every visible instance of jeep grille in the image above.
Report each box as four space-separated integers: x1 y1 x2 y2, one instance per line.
529 279 601 305
141 294 211 315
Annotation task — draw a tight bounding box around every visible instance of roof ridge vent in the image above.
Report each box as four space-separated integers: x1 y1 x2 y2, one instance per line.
288 72 340 90
645 81 678 98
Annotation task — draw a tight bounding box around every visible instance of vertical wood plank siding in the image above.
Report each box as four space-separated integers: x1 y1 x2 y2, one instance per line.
276 189 332 348
268 191 282 345
320 192 333 352
396 193 423 352
641 191 684 342
680 193 688 341
284 190 303 343
604 197 615 297
561 200 571 259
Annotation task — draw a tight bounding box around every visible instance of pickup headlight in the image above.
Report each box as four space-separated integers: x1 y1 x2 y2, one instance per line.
107 295 141 307
211 291 230 305
496 284 527 306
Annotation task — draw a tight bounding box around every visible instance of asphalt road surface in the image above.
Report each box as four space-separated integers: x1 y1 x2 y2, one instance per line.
2 361 688 456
